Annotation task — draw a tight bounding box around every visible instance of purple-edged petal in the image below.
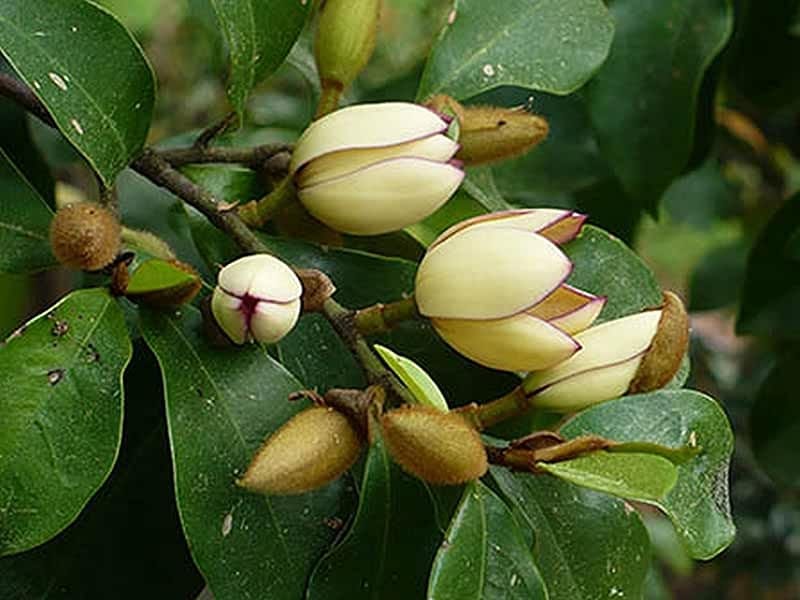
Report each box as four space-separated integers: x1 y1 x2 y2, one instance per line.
298 157 464 235
250 299 302 344
415 226 572 320
433 314 580 372
211 287 248 344
290 102 449 173
296 134 458 188
218 254 302 303
527 284 606 334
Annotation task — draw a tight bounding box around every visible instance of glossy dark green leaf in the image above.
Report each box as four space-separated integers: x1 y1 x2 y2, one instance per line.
125 259 199 295
0 0 156 184
539 452 678 503
491 469 651 600
208 0 310 117
565 225 662 321
585 0 733 212
688 241 748 311
306 432 443 600
662 160 740 229
0 148 56 274
139 306 355 600
417 0 614 100
428 481 548 600
0 344 203 599
462 167 512 212
0 288 131 555
750 353 800 488
406 190 485 247
737 195 800 338
560 390 735 559
181 164 267 205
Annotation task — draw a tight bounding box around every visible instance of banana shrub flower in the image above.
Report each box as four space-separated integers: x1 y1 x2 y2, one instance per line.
414 209 606 372
290 102 464 235
521 292 689 412
211 254 302 345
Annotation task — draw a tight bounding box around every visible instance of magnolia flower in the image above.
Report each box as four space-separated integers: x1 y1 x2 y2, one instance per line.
290 102 464 235
414 209 606 372
211 254 302 345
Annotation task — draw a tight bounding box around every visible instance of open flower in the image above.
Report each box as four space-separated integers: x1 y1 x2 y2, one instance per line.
414 209 606 372
290 102 464 235
211 254 302 345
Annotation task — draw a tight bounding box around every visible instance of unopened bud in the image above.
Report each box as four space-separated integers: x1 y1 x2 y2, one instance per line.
425 94 548 166
50 203 121 271
315 0 381 92
237 406 363 495
380 405 487 484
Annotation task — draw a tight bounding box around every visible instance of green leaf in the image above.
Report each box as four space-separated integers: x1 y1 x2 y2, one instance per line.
208 0 311 118
181 164 267 205
0 0 156 184
125 259 198 295
139 306 355 600
750 352 800 488
0 288 131 555
428 481 548 600
462 167 512 212
374 344 449 412
0 344 203 598
539 452 678 503
405 190 485 247
737 195 800 338
565 225 662 321
662 160 739 229
0 148 55 274
560 390 735 559
585 0 733 212
491 469 651 600
417 0 614 100
688 240 748 312
306 432 444 600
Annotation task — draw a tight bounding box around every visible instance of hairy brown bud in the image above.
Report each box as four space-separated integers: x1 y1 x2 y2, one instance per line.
380 405 487 485
628 291 690 394
50 203 121 271
237 406 363 495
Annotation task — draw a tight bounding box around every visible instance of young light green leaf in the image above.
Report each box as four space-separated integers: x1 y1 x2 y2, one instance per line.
125 259 198 295
374 344 449 412
0 148 55 274
208 0 311 118
428 481 548 600
0 0 156 184
417 0 614 100
560 389 735 559
139 306 355 600
491 469 651 600
306 431 445 600
539 452 679 503
586 0 734 212
0 288 131 556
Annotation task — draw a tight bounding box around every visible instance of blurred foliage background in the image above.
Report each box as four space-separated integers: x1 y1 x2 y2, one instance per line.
2 0 800 598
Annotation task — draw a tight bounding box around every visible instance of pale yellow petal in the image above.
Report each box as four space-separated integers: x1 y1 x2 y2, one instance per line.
433 314 579 372
250 299 301 344
297 134 458 187
290 102 448 172
218 254 302 302
527 285 606 334
299 158 463 235
415 227 571 319
211 287 248 345
523 310 661 392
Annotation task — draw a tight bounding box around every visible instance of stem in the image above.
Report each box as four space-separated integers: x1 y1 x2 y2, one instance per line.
315 80 343 118
238 175 297 227
194 112 237 148
455 386 531 430
354 296 420 336
159 143 292 169
322 298 417 406
0 72 55 126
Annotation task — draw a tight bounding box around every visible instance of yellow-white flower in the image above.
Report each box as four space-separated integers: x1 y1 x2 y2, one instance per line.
522 309 662 412
415 209 606 372
290 102 464 235
211 254 302 345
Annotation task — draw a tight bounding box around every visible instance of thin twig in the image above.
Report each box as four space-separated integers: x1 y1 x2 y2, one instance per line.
159 143 292 169
193 112 238 148
0 72 55 126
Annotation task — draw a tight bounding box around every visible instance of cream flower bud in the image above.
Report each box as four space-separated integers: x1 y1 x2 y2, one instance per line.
414 209 605 372
521 310 663 412
211 254 302 345
290 102 464 235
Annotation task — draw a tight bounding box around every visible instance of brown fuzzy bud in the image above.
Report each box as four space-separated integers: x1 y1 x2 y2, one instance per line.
49 203 121 271
628 291 690 394
380 405 487 485
125 259 202 307
237 406 363 495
